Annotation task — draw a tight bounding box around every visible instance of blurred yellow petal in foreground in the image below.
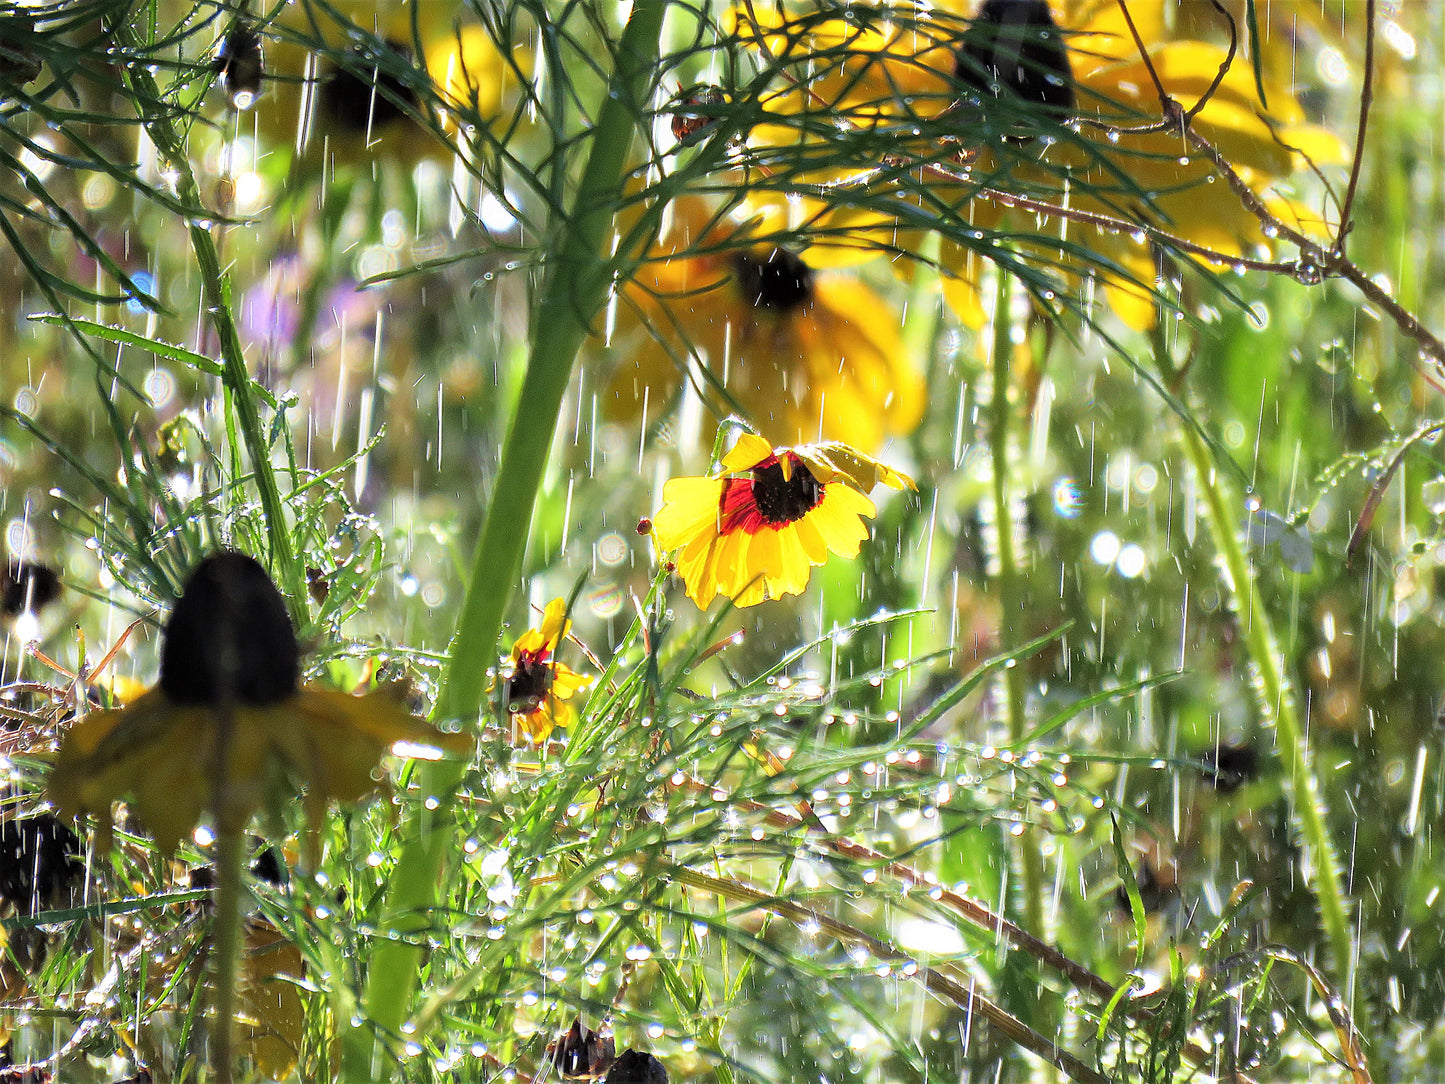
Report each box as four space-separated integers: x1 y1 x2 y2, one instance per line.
48 552 465 853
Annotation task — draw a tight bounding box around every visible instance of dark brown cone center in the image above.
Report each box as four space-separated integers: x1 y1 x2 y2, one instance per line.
734 248 815 312
751 459 823 524
505 655 555 710
218 23 264 108
954 0 1075 117
320 39 418 132
159 552 300 707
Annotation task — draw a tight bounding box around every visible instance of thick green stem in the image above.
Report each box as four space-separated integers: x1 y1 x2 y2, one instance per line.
1177 426 1353 976
340 5 667 1077
989 273 1046 940
108 22 304 614
209 822 243 1084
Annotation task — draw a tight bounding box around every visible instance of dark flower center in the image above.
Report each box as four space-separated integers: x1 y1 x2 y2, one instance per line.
750 456 824 524
954 0 1075 117
2 560 61 617
734 248 815 312
0 16 42 88
218 23 264 109
0 814 83 917
505 653 555 711
550 1017 617 1080
319 39 418 132
159 552 300 707
605 1050 670 1084
1198 742 1260 794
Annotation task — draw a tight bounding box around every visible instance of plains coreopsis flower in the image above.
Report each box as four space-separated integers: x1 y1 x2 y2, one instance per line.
650 433 913 608
496 598 594 744
47 552 463 852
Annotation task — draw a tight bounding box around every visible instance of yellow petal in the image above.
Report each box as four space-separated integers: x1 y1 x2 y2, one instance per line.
796 443 916 492
720 432 777 473
237 920 306 1081
653 477 727 552
537 597 571 649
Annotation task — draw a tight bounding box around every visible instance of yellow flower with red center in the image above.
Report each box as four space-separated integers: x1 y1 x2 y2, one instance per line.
651 433 914 608
606 197 923 452
497 599 594 744
729 0 1345 328
47 552 464 852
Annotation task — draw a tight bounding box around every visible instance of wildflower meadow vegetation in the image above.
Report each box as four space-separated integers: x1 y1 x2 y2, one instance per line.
1 0 1443 1080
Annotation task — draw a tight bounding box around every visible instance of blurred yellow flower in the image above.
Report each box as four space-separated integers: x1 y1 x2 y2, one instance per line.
650 433 913 608
496 598 594 744
237 918 307 1081
239 0 525 175
47 552 464 853
606 197 923 452
731 0 1345 328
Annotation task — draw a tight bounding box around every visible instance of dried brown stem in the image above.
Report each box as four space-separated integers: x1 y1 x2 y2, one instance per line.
1101 0 1445 371
1183 1 1238 125
1252 947 1373 1084
672 773 1217 1069
1345 420 1445 567
1336 0 1376 257
668 862 1111 1084
1181 126 1445 369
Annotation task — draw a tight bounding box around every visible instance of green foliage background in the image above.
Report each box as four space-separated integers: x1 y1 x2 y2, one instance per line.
1 0 1442 1081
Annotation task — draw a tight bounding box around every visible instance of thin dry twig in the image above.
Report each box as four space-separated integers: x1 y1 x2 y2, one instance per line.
671 772 1219 1070
1104 0 1445 371
1335 0 1376 257
668 861 1111 1084
1212 946 1374 1084
1344 420 1445 567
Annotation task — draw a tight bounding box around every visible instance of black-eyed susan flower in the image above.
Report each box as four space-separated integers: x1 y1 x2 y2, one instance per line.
47 552 463 853
606 197 923 452
241 0 526 175
650 433 913 608
495 598 593 744
733 0 1344 329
